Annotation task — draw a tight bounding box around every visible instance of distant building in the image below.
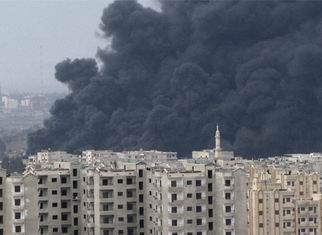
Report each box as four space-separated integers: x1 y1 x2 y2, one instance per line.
2 96 19 110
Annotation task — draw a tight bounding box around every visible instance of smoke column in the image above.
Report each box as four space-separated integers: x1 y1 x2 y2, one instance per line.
28 0 322 158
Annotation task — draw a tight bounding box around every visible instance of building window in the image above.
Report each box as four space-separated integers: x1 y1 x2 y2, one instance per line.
139 170 143 177
61 201 67 208
15 212 21 220
209 222 213 230
207 170 213 178
73 205 78 213
126 177 133 185
208 196 213 204
51 178 57 183
126 189 134 198
62 227 68 233
139 194 144 203
196 193 202 199
187 219 193 224
127 228 134 235
127 215 134 223
225 219 231 225
187 180 192 185
14 185 21 193
61 189 68 196
73 169 77 177
61 177 67 184
139 207 144 216
139 182 143 190
117 179 123 184
196 206 202 212
171 181 177 187
187 206 192 211
171 207 177 213
208 183 213 192
172 220 177 226
52 215 58 220
225 193 231 200
127 203 134 210
171 194 177 202
196 180 201 186
208 209 213 217
140 220 144 228
225 180 231 187
187 193 192 198
15 226 21 233
52 190 57 195
14 199 21 206
226 206 231 213
196 218 202 225
73 180 78 189
52 202 58 207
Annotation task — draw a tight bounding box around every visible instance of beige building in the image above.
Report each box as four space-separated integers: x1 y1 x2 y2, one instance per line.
248 168 321 235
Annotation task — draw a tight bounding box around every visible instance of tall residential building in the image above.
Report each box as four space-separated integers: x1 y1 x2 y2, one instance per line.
3 128 322 234
248 168 321 235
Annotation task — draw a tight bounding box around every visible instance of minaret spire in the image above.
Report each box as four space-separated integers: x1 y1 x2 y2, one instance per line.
215 124 222 159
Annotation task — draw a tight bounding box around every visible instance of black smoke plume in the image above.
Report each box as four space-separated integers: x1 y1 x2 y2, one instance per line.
28 0 322 158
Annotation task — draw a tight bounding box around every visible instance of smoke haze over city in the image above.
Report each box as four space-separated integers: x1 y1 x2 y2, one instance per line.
27 0 322 158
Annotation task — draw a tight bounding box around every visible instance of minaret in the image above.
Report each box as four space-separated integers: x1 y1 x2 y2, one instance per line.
215 124 222 159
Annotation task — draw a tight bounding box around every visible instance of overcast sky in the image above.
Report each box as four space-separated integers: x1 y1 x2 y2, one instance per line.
0 0 158 94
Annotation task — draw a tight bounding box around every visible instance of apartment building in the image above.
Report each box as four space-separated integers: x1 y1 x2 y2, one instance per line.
248 168 322 235
4 126 322 234
35 161 81 235
140 162 216 235
4 173 38 235
80 167 137 235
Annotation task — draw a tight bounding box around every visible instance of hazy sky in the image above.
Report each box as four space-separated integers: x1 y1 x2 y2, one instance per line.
0 0 157 94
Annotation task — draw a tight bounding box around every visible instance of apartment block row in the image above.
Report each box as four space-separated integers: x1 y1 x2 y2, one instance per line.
3 127 322 234
1 148 322 235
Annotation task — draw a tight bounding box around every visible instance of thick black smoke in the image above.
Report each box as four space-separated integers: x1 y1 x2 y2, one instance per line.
28 0 322 158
